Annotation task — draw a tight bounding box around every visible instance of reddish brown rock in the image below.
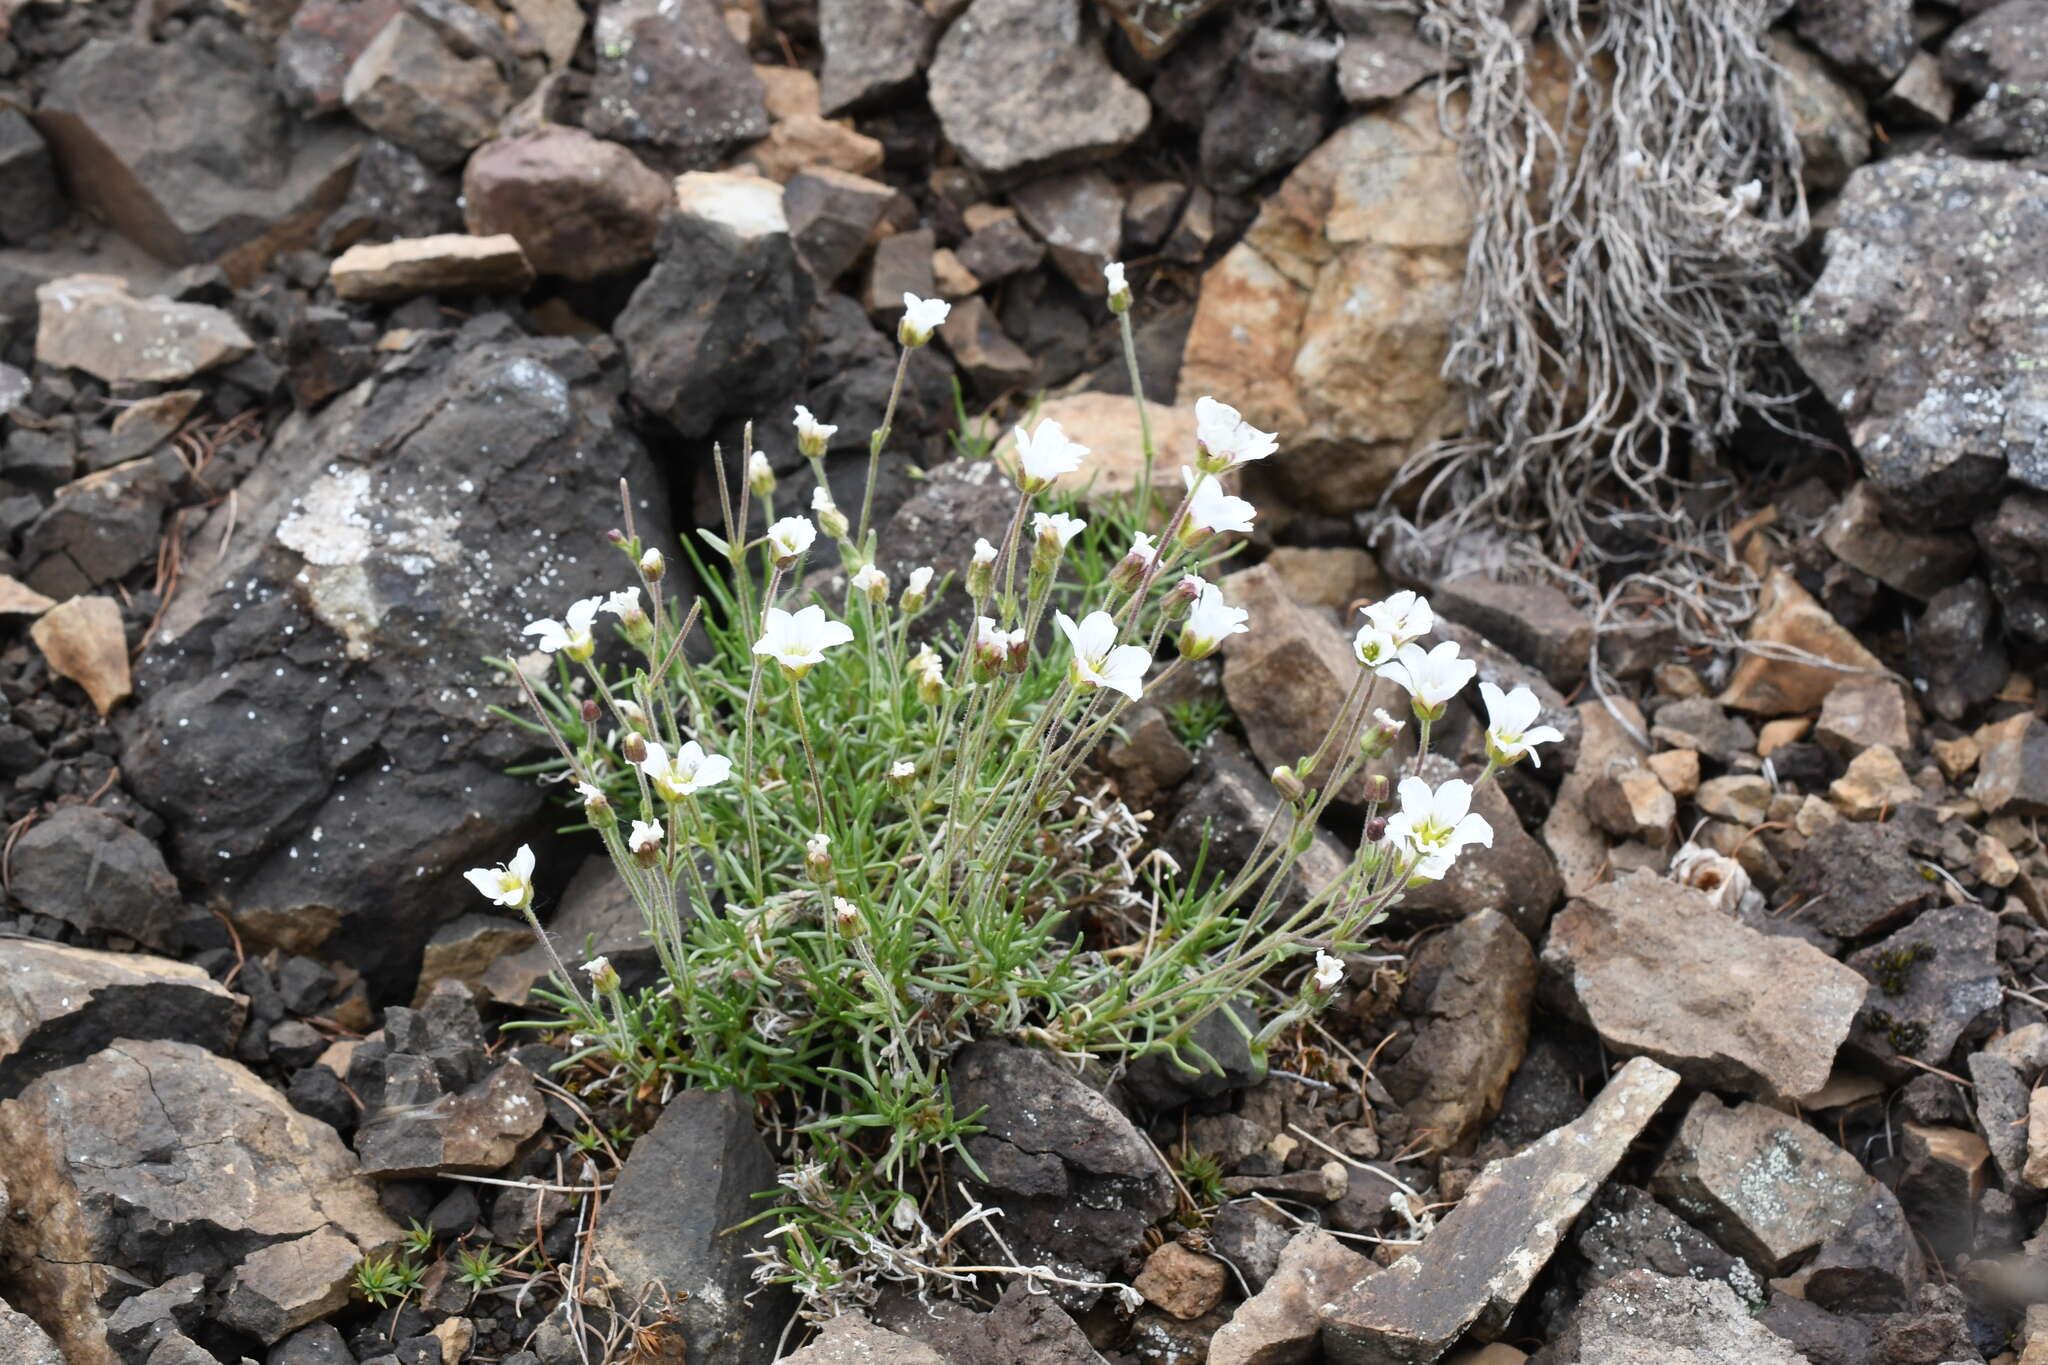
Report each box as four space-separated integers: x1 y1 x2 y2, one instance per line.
463 127 668 280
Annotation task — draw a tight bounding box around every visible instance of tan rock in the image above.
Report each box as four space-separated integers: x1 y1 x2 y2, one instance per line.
961 202 1015 232
1135 1241 1228 1320
35 274 253 384
990 390 1204 515
1695 773 1771 825
508 0 585 67
931 246 979 299
1933 734 1980 781
1719 569 1888 716
1975 836 2020 889
755 63 822 120
744 114 886 183
331 233 535 302
1646 748 1700 798
1972 712 2048 815
1794 793 1841 838
1584 768 1675 843
1654 663 1710 699
2026 1088 2048 1192
1543 698 1650 895
1816 676 1919 758
30 595 130 716
0 576 57 616
1210 1229 1373 1365
1830 745 1916 819
1446 1349 1530 1365
1757 716 1811 756
1263 546 1387 621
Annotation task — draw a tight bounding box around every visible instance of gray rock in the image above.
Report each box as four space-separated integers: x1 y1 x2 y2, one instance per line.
1805 1185 1925 1314
1571 1184 1760 1307
355 1060 545 1177
950 1041 1177 1296
218 1226 364 1343
1336 7 1446 106
1794 0 1915 86
276 0 407 115
1160 736 1351 911
1976 488 2048 646
342 12 512 169
1787 156 2048 523
1123 1000 1265 1110
819 0 938 115
1822 480 1974 603
1093 0 1231 60
1646 695 1754 767
0 1040 399 1364
1967 1051 2033 1190
7 804 186 951
1200 27 1342 195
1779 819 1940 941
954 215 1046 284
785 166 898 285
35 25 362 270
864 226 936 319
35 275 253 385
0 109 67 246
592 1090 792 1365
1321 1057 1682 1364
1843 904 2001 1079
786 1317 947 1363
1433 575 1592 691
104 1271 205 1360
1534 1270 1808 1365
319 137 466 247
1942 0 2048 155
1211 1229 1372 1365
1757 1293 1875 1365
1380 908 1534 1152
462 127 669 280
1650 1094 1876 1273
116 317 667 994
1209 1200 1298 1293
1771 33 1873 197
0 941 244 1101
616 172 813 440
1878 51 1955 127
1911 580 2007 723
1012 170 1124 294
928 0 1151 178
585 0 768 168
22 449 183 599
0 1300 63 1365
1541 871 1868 1102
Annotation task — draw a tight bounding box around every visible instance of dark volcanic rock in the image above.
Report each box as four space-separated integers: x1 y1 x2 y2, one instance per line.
584 0 768 169
1794 0 1915 87
818 0 938 116
34 23 362 272
615 172 814 440
1843 904 2002 1078
1942 0 2048 155
117 316 667 994
1787 156 2048 523
1570 1184 1760 1307
592 1090 792 1365
1380 908 1535 1152
1912 579 2008 722
1780 818 1940 941
1532 1270 1808 1365
8 804 186 950
0 941 244 1101
0 109 67 246
463 127 669 281
950 1041 1176 1297
1199 26 1342 196
1805 1185 1925 1314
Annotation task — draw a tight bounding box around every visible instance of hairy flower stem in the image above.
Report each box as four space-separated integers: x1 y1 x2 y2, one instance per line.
737 564 788 897
787 686 830 848
1118 310 1156 512
857 347 913 555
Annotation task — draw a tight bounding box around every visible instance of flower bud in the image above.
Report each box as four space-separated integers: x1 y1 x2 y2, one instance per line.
1357 708 1405 760
967 538 997 601
832 896 862 936
621 732 648 764
617 700 650 734
812 488 850 542
805 832 834 884
1109 535 1157 594
1365 814 1388 842
746 450 776 498
1164 574 1203 620
577 781 616 828
1104 261 1132 315
581 956 621 993
639 547 665 581
581 698 602 724
607 528 626 545
1006 633 1030 675
901 566 933 615
1271 764 1305 802
852 563 889 606
1365 772 1390 805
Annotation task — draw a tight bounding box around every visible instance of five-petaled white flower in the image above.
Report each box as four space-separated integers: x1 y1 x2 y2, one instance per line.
1353 622 1399 672
754 604 856 678
1178 582 1250 660
523 597 603 661
1033 511 1087 549
1056 610 1151 701
767 516 816 565
1312 949 1344 993
851 563 889 605
1386 776 1493 881
1193 396 1279 473
602 587 642 619
1384 640 1477 720
1361 591 1433 649
793 404 837 458
1479 681 1565 768
900 293 950 346
641 740 732 801
464 844 536 911
627 819 664 856
1181 467 1257 535
1011 419 1090 492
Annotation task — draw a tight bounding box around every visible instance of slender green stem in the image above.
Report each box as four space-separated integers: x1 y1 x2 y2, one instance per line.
857 347 913 554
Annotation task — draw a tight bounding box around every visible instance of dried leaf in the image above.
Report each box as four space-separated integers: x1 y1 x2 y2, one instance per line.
30 595 132 716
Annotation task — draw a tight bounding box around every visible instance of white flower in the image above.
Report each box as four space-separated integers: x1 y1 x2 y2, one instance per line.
1313 949 1344 993
1181 466 1256 535
1193 396 1279 473
1383 640 1477 719
746 449 775 497
1479 681 1565 768
832 896 861 931
464 844 536 911
851 563 889 604
972 537 998 567
900 293 950 346
793 404 837 458
766 516 816 564
1386 776 1494 881
753 604 856 677
628 820 664 856
1104 261 1127 296
639 547 665 580
1361 591 1433 649
1178 582 1249 660
889 760 915 780
906 566 934 597
640 739 732 801
1033 511 1086 549
523 597 603 660
575 779 605 803
1011 419 1091 493
1126 531 1157 565
807 831 831 859
1055 610 1151 701
1353 623 1399 672
602 587 642 619
581 955 612 978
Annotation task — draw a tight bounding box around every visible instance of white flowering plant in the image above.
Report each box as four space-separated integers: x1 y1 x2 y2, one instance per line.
481 279 1560 1311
